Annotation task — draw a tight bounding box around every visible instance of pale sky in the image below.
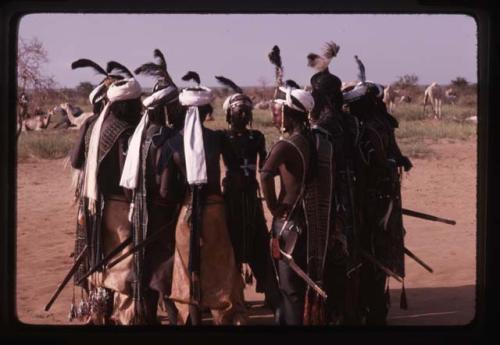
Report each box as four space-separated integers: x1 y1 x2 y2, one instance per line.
18 13 477 89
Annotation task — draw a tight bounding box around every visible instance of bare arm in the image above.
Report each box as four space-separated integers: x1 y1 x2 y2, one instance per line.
256 131 267 170
260 141 291 218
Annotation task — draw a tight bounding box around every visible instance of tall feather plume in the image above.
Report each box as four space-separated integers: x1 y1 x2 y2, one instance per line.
285 79 301 89
215 76 243 94
307 41 340 72
135 49 175 86
268 45 282 69
182 71 201 86
153 48 175 85
354 55 366 83
106 61 134 78
268 45 284 87
323 41 340 60
154 49 166 70
134 63 163 77
71 59 107 76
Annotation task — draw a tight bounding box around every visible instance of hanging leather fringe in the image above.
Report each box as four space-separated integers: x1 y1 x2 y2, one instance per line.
303 287 327 325
400 279 408 310
243 264 254 285
303 286 311 325
385 278 391 308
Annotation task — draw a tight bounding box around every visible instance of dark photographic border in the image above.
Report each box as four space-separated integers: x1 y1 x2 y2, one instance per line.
1 0 496 344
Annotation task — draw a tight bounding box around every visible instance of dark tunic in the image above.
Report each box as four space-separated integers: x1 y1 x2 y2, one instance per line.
315 109 359 267
354 111 406 325
220 130 267 266
72 112 135 284
130 122 182 323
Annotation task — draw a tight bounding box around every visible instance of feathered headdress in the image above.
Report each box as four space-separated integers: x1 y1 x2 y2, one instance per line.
343 54 384 102
71 58 120 105
106 61 134 79
71 59 107 76
215 75 252 125
134 48 175 87
285 79 301 89
354 55 366 83
215 75 243 94
182 71 201 87
307 41 340 72
268 45 284 87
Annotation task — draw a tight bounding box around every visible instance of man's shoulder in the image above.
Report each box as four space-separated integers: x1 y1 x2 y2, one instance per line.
249 129 265 140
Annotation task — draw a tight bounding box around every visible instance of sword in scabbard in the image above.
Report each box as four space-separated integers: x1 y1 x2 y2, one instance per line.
45 245 88 312
76 236 132 285
279 250 328 299
404 247 433 273
106 216 178 270
188 185 203 325
360 249 403 282
402 208 456 225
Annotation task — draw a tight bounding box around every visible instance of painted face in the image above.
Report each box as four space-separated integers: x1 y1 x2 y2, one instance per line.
229 105 251 130
271 101 284 130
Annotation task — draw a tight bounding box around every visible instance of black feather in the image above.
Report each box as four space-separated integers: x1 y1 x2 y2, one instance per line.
354 55 366 83
215 76 243 94
268 45 282 69
71 59 107 76
134 63 164 77
182 71 201 85
153 49 167 69
307 53 321 67
106 61 134 78
323 41 340 59
285 80 300 89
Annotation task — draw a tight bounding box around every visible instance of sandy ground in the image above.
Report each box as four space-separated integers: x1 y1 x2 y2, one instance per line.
16 139 476 326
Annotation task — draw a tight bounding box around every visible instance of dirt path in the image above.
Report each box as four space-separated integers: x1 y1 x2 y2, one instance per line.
16 139 477 325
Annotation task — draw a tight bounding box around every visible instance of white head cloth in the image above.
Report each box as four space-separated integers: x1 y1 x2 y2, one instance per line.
89 82 107 104
179 87 214 185
142 84 178 108
274 86 315 113
222 93 253 114
119 84 178 191
83 78 142 213
343 80 384 102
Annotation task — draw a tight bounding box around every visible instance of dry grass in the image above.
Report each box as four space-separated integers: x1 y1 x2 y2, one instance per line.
17 88 477 161
17 129 79 161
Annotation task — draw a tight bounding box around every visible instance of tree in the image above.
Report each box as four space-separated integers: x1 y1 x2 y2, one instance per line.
76 82 95 97
395 74 419 89
451 77 469 88
17 37 56 94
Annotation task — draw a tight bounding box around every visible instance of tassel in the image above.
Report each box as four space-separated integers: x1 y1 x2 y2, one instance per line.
244 267 254 285
385 279 391 308
303 287 311 325
400 280 408 310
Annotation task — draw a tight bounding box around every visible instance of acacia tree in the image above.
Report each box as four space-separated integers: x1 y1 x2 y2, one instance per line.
451 77 469 89
17 37 56 110
395 74 419 89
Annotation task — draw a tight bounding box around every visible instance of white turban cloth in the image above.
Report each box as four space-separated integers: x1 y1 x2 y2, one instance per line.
119 84 179 191
222 93 253 114
89 82 107 105
178 87 214 185
343 80 384 103
83 78 142 213
274 86 315 114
